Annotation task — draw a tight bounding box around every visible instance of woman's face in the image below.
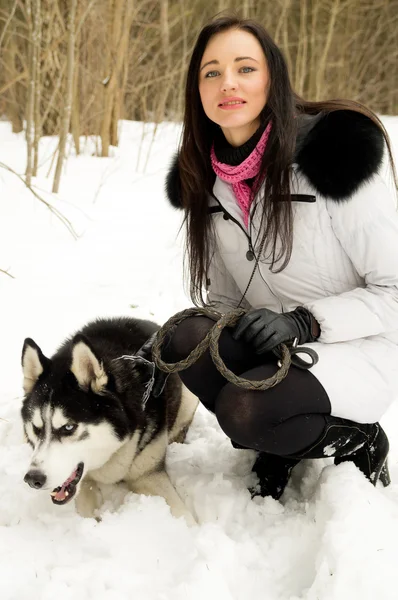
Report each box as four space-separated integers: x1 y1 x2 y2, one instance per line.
198 28 270 147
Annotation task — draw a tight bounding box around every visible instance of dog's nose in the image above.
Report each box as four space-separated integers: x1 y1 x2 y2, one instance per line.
24 470 47 489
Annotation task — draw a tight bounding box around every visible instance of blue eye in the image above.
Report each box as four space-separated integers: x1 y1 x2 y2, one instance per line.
205 70 219 78
61 423 77 434
204 66 255 78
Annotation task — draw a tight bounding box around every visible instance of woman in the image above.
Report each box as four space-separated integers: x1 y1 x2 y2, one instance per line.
160 15 398 500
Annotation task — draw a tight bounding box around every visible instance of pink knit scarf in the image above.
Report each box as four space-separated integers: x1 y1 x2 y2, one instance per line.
210 121 272 227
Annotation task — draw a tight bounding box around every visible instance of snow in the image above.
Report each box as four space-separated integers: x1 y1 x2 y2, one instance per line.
1 117 398 600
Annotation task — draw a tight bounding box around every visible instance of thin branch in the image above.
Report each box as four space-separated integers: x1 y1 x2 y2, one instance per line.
0 161 78 238
0 0 18 49
0 267 15 279
76 0 97 36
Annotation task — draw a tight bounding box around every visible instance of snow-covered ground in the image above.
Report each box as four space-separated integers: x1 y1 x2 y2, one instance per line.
1 117 398 600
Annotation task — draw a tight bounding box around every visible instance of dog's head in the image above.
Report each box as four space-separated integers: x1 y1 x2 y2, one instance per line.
21 334 153 506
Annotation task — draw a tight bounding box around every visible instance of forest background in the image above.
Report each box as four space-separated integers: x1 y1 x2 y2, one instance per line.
0 0 397 193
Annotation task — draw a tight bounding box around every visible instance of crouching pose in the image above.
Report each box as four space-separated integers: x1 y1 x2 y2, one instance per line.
161 15 398 498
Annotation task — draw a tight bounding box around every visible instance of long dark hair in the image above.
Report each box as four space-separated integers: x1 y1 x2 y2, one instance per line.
178 14 397 306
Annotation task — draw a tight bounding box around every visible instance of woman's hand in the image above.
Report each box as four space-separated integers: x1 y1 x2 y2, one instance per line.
232 306 320 354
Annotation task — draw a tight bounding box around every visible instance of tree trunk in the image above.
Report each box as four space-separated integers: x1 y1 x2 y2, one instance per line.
100 0 134 156
25 0 35 186
71 41 80 155
154 0 170 123
315 0 340 100
242 0 250 18
52 0 76 193
33 0 42 177
100 0 120 157
3 18 24 133
160 0 169 59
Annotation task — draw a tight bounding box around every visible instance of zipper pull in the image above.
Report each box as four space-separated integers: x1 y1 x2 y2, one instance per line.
246 244 255 261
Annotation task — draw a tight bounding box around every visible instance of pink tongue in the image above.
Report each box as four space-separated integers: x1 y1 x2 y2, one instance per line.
54 467 78 501
54 487 67 502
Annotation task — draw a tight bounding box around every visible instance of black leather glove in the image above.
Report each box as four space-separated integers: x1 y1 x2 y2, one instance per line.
232 306 320 355
136 332 169 398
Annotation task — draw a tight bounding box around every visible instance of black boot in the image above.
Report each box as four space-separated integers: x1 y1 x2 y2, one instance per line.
290 415 391 487
250 452 301 500
231 439 300 500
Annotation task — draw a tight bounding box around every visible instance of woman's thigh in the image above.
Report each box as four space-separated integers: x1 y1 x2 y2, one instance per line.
214 363 332 453
162 315 269 410
215 362 332 424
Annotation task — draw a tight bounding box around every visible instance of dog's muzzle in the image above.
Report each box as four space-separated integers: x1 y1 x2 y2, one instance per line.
24 469 47 489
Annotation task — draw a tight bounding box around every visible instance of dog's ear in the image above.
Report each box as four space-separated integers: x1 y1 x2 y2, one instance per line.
21 338 51 394
70 334 108 394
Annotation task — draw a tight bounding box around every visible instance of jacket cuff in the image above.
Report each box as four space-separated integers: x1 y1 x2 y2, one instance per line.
292 306 320 343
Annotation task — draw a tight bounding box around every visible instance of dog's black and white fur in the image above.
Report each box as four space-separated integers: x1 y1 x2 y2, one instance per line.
21 317 198 524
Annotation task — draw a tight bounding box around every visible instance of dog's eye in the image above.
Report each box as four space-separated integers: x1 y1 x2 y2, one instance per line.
61 423 77 434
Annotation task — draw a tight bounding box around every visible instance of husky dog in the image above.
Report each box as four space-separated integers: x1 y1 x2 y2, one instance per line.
21 317 198 524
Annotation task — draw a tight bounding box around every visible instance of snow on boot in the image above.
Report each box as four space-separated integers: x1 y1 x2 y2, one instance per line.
249 452 300 500
334 422 390 486
289 416 391 487
230 439 300 500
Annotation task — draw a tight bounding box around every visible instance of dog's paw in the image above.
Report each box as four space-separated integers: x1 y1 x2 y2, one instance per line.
75 479 102 518
181 511 197 527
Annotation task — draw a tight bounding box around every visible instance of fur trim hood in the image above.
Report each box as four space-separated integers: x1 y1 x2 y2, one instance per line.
165 110 385 209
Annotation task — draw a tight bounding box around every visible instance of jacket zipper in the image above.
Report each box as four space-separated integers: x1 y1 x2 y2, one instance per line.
211 192 284 311
210 192 254 252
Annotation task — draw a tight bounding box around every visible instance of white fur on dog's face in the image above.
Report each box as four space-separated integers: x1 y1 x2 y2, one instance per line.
25 404 125 490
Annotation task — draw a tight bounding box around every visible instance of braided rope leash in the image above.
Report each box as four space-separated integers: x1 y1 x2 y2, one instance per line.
151 307 312 391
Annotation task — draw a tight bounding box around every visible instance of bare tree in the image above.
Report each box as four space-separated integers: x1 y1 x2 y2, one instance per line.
0 0 397 175
100 0 135 157
0 1 23 133
155 0 171 123
294 0 308 96
315 0 341 100
32 0 41 176
242 0 251 18
25 0 34 186
160 0 170 59
52 0 77 193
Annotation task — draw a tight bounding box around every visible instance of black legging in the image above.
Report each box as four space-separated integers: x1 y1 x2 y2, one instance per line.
162 316 332 456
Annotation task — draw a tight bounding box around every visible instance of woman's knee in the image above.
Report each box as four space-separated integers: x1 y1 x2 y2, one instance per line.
214 381 329 455
214 383 267 447
162 316 215 362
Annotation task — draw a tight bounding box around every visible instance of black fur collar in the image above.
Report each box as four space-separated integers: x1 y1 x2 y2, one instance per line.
165 110 385 209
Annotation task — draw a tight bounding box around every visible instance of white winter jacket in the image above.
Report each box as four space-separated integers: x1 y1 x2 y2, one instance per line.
166 111 398 422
